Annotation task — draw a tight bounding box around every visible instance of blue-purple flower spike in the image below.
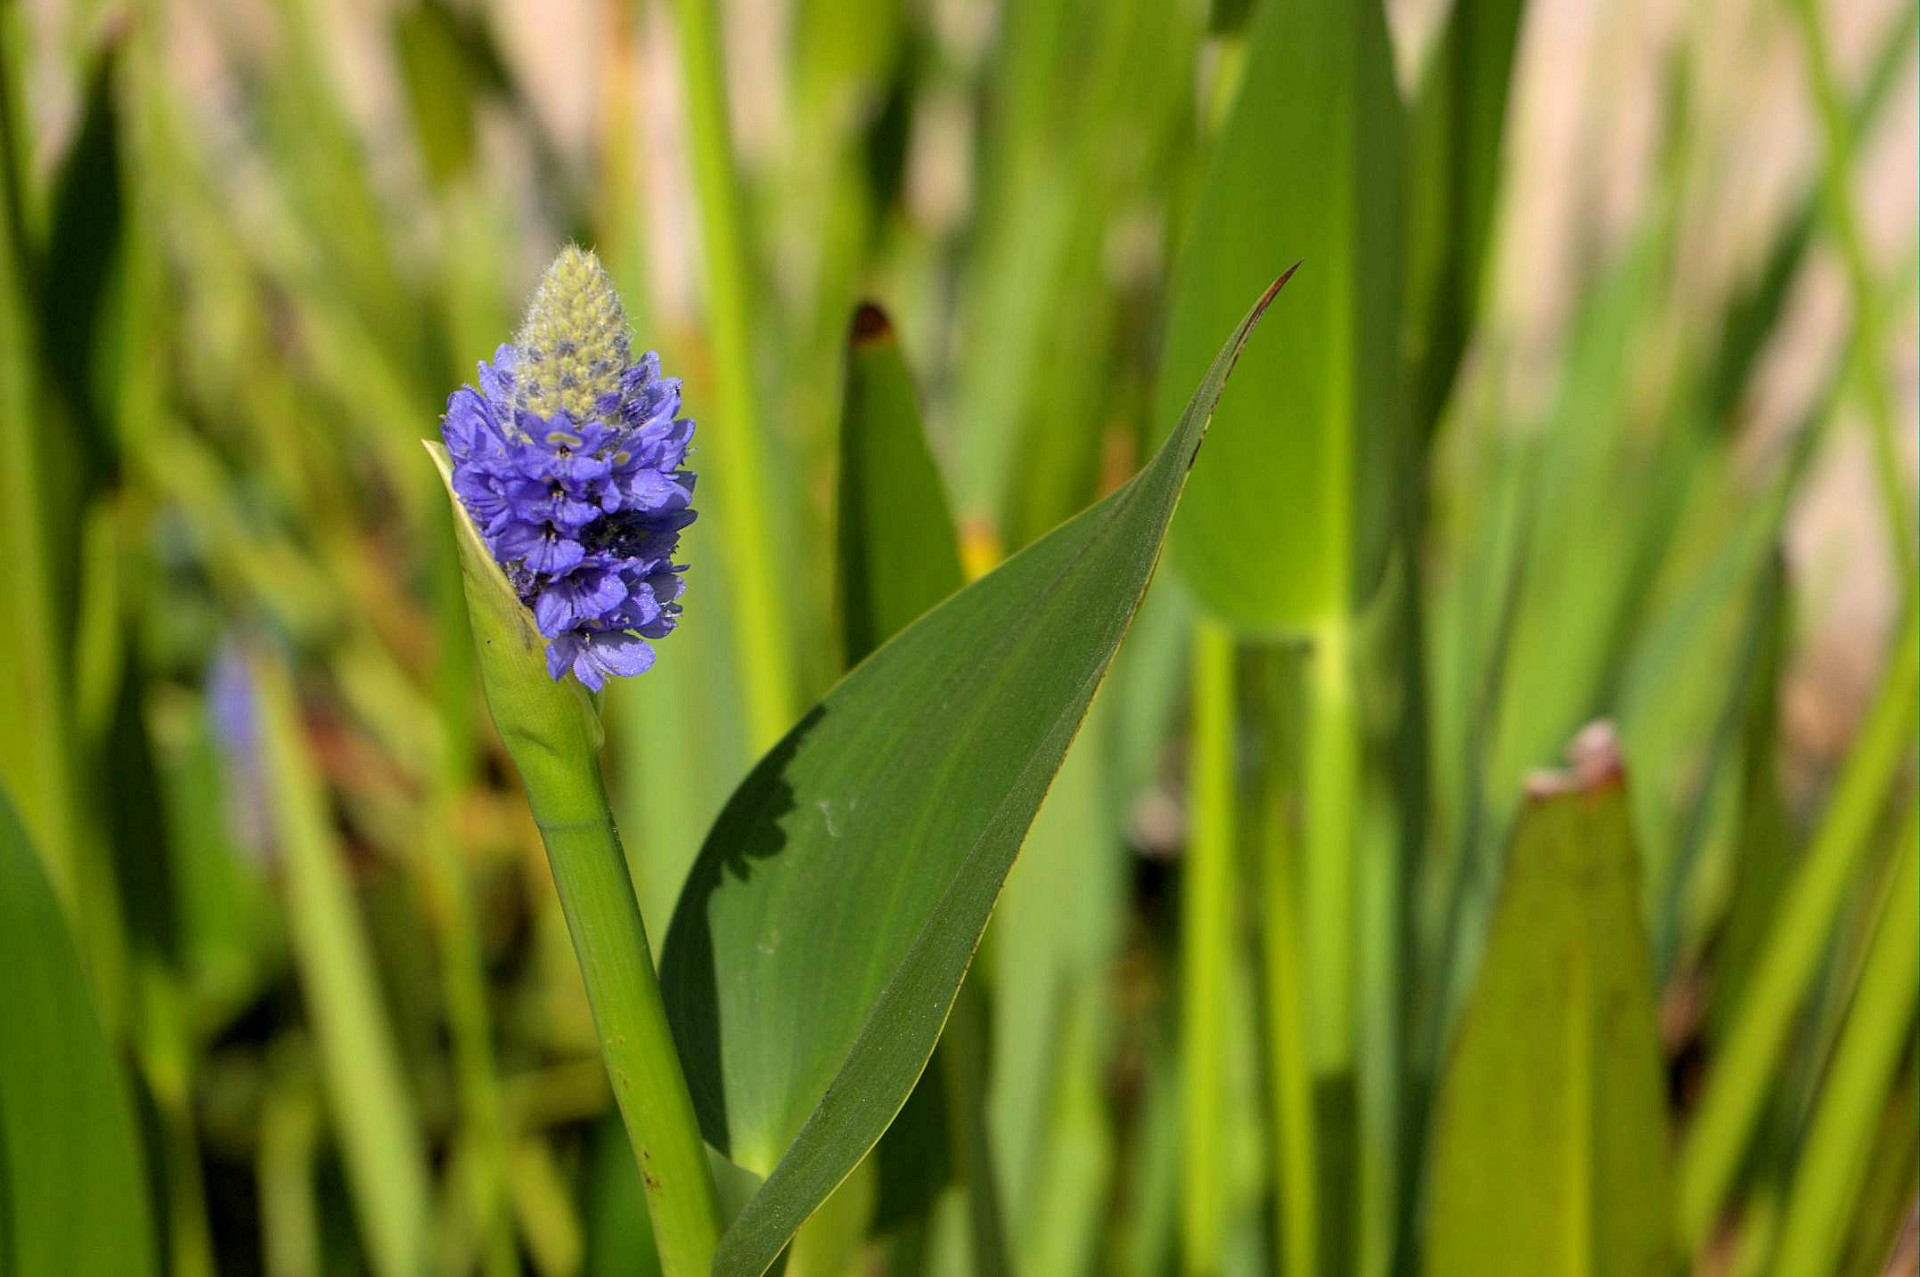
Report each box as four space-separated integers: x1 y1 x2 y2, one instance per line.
440 246 696 691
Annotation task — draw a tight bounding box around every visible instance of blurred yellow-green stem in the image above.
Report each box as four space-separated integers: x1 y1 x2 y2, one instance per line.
1180 618 1235 1276
1304 613 1359 1075
1249 647 1319 1277
418 788 517 1277
669 0 795 752
1677 605 1919 1246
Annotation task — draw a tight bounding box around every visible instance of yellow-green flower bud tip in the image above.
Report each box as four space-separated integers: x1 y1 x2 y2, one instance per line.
514 245 631 422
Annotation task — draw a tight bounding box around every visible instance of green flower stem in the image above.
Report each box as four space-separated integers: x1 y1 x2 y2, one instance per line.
430 445 723 1277
520 747 721 1276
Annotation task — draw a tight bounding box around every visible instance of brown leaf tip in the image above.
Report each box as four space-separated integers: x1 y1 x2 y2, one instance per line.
850 302 893 347
1523 720 1626 800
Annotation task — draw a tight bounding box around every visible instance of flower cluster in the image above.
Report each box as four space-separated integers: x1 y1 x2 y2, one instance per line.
441 248 695 691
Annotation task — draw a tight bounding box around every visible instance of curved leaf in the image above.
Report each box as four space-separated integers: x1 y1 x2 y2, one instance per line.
661 273 1294 1275
0 786 157 1277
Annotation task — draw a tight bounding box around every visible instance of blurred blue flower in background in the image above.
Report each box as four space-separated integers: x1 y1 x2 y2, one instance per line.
441 248 697 690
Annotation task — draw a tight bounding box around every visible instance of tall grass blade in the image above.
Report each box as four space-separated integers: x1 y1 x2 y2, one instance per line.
1770 812 1918 1277
1678 608 1919 1247
256 657 434 1277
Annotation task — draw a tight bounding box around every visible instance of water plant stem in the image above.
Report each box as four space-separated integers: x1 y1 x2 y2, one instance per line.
432 443 724 1276
517 738 723 1277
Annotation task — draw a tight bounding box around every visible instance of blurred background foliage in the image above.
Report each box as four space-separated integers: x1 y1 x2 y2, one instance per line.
0 0 1914 1274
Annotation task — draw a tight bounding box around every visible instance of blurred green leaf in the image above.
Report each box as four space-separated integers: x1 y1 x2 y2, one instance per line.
661 275 1292 1276
836 303 964 666
392 2 483 189
0 785 157 1277
1404 0 1527 428
1423 751 1672 1277
1154 0 1401 633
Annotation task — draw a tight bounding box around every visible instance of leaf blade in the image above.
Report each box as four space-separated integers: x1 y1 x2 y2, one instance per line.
662 275 1293 1275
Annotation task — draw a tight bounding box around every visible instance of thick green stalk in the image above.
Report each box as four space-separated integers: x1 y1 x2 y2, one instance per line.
1678 607 1918 1246
1250 649 1319 1277
1180 619 1236 1276
524 758 720 1276
1770 813 1918 1277
1303 613 1360 1273
668 0 794 751
431 445 723 1276
1304 614 1359 1074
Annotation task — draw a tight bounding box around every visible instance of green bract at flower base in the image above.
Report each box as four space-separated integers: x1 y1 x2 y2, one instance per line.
426 440 722 1277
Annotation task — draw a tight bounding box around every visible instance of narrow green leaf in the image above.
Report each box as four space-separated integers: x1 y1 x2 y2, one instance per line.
255 657 434 1277
1403 0 1527 427
836 303 964 666
1770 812 1918 1277
428 440 726 1277
662 274 1294 1276
0 785 157 1277
1678 609 1919 1246
1423 734 1672 1277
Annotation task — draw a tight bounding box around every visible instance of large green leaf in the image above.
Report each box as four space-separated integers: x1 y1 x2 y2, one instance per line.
0 786 157 1277
1153 0 1401 633
661 274 1293 1275
1423 737 1671 1277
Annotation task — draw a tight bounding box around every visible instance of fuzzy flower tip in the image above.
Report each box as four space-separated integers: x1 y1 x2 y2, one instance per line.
441 246 695 691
